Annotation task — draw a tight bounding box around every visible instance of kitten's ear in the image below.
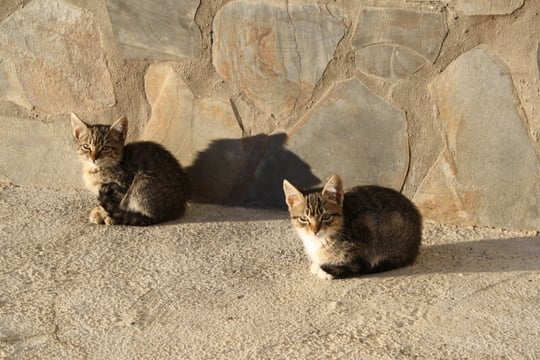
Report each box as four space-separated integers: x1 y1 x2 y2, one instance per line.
322 174 344 205
110 116 128 140
283 180 304 209
70 113 87 139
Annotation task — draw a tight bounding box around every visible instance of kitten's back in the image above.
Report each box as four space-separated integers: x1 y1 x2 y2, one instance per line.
343 185 422 271
119 141 191 220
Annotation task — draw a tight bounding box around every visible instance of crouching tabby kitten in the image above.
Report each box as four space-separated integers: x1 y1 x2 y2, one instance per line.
71 114 190 226
283 175 422 279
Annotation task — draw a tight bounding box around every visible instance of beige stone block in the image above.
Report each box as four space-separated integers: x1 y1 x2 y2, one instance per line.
0 0 115 114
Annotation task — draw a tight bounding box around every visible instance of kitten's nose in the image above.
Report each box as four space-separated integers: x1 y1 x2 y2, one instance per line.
312 223 321 235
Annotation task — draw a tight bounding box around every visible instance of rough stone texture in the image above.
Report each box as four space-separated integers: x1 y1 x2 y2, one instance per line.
106 0 202 60
455 0 524 15
212 0 347 119
1 186 539 359
415 48 540 230
287 78 409 192
0 0 115 114
352 7 447 80
0 116 81 188
1 1 540 231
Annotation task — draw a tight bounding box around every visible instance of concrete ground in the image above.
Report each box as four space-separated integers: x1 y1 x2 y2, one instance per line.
0 184 539 360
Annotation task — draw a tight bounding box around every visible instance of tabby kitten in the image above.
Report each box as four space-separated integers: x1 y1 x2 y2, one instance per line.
283 175 422 279
71 114 190 226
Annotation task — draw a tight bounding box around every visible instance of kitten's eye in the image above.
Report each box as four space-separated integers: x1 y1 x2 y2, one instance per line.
81 144 91 151
101 145 112 152
321 214 333 223
298 216 309 223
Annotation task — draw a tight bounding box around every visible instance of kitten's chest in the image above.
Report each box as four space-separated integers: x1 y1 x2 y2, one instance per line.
83 166 126 196
298 231 325 260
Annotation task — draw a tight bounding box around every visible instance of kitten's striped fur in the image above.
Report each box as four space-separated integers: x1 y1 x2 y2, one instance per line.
71 114 190 226
283 175 422 279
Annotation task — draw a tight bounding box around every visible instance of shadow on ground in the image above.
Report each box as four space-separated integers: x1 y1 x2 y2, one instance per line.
361 235 540 279
417 236 540 273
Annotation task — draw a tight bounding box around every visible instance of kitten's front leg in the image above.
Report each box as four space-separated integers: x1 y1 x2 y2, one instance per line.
98 182 125 207
310 262 335 280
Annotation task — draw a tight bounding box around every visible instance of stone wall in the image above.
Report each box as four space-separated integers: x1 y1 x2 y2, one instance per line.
1 0 539 231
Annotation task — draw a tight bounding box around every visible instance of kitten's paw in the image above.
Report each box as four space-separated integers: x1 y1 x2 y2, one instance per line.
103 215 116 226
310 263 335 280
316 268 335 280
89 206 109 225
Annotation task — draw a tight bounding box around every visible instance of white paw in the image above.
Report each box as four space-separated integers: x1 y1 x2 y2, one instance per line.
310 263 335 280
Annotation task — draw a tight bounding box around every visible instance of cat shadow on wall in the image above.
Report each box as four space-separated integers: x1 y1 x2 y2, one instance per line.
362 235 540 279
185 133 320 213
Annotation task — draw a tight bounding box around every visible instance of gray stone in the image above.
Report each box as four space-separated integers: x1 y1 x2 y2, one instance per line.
107 0 201 60
352 7 447 80
287 78 409 191
212 0 346 119
415 48 540 230
0 116 81 189
0 0 115 114
355 45 427 81
456 0 524 15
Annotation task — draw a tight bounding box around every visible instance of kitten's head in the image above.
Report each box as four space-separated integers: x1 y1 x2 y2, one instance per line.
283 175 344 238
71 113 127 168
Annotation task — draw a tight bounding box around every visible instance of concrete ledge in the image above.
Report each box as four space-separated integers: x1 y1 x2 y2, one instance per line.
0 185 538 358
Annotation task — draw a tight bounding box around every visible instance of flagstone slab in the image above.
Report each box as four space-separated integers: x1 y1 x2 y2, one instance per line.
106 0 201 60
0 0 115 114
287 78 409 191
212 0 346 119
415 48 540 230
